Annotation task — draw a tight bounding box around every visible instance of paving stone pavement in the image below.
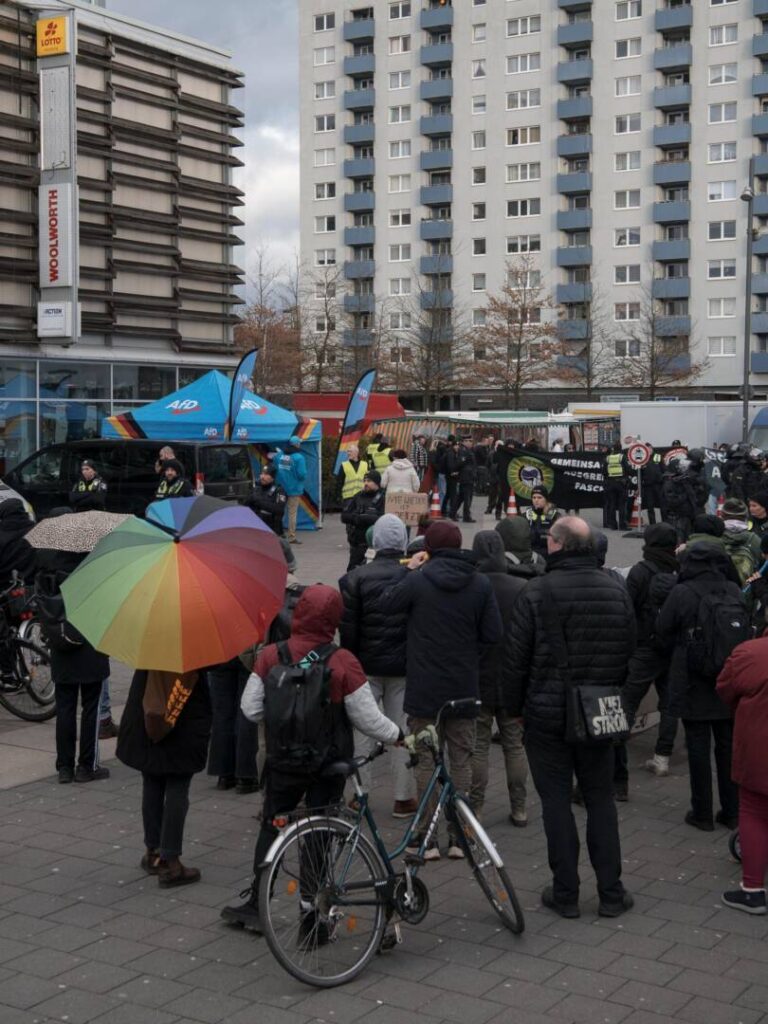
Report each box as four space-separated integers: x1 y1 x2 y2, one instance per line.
0 507 766 1024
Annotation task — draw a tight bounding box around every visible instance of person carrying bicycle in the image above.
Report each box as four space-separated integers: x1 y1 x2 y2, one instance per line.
221 583 403 934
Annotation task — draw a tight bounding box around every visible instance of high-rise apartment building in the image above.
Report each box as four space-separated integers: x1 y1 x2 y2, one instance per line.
299 0 768 409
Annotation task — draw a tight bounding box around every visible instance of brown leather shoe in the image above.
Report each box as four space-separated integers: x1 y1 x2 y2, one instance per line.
140 850 161 875
158 859 201 888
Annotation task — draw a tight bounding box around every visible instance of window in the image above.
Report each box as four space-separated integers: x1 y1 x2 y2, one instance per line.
708 101 737 123
389 208 411 227
389 105 411 124
472 273 486 291
472 309 487 327
711 0 738 4
508 268 541 289
614 302 641 321
615 151 641 171
708 336 737 357
314 316 335 334
389 2 411 19
389 34 411 54
313 147 335 166
314 80 335 100
615 338 641 357
616 1 642 20
615 75 641 97
708 258 736 279
313 46 335 65
472 166 487 184
506 125 541 146
314 113 335 133
388 174 411 193
314 280 336 300
472 130 486 150
390 277 411 295
314 12 335 31
615 189 641 209
472 94 487 114
473 238 487 256
709 63 737 85
507 234 541 253
615 112 641 133
472 202 486 220
314 182 335 200
472 59 487 79
506 53 541 75
390 312 412 330
507 16 541 36
615 37 641 58
507 89 541 110
472 23 486 42
506 198 541 218
314 248 335 266
615 264 641 284
389 243 411 262
389 139 411 158
389 70 411 90
615 226 640 247
709 142 737 164
506 162 541 182
708 219 737 240
708 297 737 318
709 24 738 46
708 180 737 201
314 215 335 233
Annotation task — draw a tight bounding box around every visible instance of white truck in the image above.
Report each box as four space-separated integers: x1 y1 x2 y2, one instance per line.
568 401 767 449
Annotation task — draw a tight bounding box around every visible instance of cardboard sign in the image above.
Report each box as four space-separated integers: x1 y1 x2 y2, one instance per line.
385 491 428 525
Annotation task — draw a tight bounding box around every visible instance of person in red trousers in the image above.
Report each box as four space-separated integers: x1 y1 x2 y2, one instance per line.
717 637 768 915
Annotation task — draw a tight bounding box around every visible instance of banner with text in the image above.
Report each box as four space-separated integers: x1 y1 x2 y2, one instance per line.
505 448 607 508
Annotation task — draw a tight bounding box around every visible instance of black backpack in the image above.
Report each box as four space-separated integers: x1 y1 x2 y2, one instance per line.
263 642 351 776
685 586 752 678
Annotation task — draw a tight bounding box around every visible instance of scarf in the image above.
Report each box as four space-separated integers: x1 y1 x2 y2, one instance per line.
642 547 679 574
143 670 199 743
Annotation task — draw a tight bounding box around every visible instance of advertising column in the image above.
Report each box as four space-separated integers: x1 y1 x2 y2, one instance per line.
36 11 79 342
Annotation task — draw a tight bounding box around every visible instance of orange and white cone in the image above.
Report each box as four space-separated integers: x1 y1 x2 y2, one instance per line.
627 492 642 530
716 492 725 514
430 487 442 519
506 491 518 517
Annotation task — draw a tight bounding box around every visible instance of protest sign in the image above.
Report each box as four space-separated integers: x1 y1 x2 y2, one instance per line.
385 491 428 525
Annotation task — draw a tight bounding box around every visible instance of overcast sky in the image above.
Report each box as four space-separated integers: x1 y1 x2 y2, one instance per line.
109 0 300 293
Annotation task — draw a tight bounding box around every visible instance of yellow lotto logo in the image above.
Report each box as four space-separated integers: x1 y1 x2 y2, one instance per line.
36 16 68 57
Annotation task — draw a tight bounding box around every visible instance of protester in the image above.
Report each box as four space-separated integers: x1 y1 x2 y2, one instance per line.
603 443 628 531
382 520 503 859
450 436 477 523
337 443 368 505
748 490 768 537
0 499 35 588
155 459 193 501
495 515 546 578
341 470 386 570
272 436 307 545
485 440 504 518
206 657 259 794
525 486 560 560
439 436 459 517
641 448 664 525
664 450 708 541
717 637 768 915
473 435 492 495
728 448 766 503
718 498 762 585
244 465 286 536
504 517 636 918
409 433 429 482
70 460 107 512
339 514 416 817
381 449 420 494
430 438 449 509
366 433 392 473
469 531 528 827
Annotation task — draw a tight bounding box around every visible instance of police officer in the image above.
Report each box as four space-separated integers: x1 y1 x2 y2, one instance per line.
604 443 628 531
155 459 194 500
641 447 664 525
336 444 368 507
245 465 287 535
70 460 107 512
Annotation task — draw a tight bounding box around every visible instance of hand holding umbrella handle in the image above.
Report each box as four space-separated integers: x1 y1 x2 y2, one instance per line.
742 559 768 593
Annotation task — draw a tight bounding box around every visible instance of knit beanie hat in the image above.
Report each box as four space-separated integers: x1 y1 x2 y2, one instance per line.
424 520 462 553
643 522 678 549
364 470 381 485
692 514 725 537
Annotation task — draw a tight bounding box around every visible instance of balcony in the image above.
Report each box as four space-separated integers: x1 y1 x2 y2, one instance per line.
653 84 692 109
655 315 691 336
652 277 690 300
420 77 453 102
343 225 374 246
557 133 592 158
753 312 768 334
755 154 768 178
653 200 691 223
754 34 768 59
344 123 375 145
556 245 592 267
754 194 768 217
420 253 453 274
757 0 768 15
420 183 453 205
343 53 375 77
343 18 375 42
343 88 375 110
653 160 691 186
556 95 592 119
342 328 375 347
652 238 690 262
653 122 691 147
751 352 768 373
420 149 453 171
556 282 592 304
557 208 592 231
755 234 768 256
420 42 454 67
420 288 454 310
344 192 375 212
343 259 375 279
753 274 768 295
557 58 593 84
753 74 768 96
343 294 374 314
654 5 692 31
556 171 592 194
753 113 768 136
420 5 454 31
343 157 375 178
559 319 590 340
420 219 453 241
558 0 593 7
653 44 693 72
557 22 593 46
420 113 453 136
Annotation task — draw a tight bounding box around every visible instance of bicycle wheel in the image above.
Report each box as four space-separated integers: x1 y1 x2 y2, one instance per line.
0 640 55 722
728 829 741 863
259 815 388 988
17 622 55 706
452 795 524 934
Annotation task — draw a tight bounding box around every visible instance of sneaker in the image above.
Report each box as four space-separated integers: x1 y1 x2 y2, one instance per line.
392 799 418 819
235 778 259 795
216 775 236 791
685 810 715 832
58 767 74 784
721 888 767 916
98 718 118 740
74 766 110 783
221 886 262 931
447 845 464 860
541 885 580 919
644 754 670 777
715 810 739 830
509 812 528 828
598 891 634 918
405 842 440 861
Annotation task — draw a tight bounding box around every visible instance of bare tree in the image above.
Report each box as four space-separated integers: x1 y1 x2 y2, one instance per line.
298 262 345 391
552 280 628 399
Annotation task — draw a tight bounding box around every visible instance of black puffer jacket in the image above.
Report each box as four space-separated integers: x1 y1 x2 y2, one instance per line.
503 549 636 735
0 499 35 585
341 489 386 546
339 552 409 677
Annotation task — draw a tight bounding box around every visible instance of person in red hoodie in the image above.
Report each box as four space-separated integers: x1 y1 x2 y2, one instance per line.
716 637 768 915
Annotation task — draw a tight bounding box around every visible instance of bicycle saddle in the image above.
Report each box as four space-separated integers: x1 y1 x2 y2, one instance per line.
320 759 357 779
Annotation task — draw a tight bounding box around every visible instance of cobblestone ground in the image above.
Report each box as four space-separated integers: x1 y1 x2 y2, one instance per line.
1 508 766 1024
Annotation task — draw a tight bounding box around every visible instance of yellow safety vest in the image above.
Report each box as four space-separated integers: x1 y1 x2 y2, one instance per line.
341 459 368 500
369 444 391 471
607 453 624 478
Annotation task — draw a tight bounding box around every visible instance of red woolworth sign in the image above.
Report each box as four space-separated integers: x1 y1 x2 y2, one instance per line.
38 183 72 288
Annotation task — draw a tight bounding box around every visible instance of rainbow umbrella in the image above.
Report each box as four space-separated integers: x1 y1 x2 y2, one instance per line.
61 496 287 672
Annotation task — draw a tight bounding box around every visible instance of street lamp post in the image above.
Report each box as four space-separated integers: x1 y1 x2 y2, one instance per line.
741 156 756 444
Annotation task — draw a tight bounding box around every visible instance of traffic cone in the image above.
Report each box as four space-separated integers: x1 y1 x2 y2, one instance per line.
627 492 642 530
716 492 725 514
506 491 518 517
430 487 442 519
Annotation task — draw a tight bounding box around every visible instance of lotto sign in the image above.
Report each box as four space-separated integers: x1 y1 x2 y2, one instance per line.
36 17 68 57
626 442 652 469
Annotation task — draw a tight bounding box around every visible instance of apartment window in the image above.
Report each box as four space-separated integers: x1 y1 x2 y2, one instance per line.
615 37 641 58
615 75 641 97
615 189 641 209
615 226 640 246
472 309 487 327
666 224 689 240
708 258 737 278
389 2 411 19
315 214 335 233
390 277 411 295
506 198 541 217
568 230 590 247
389 34 411 54
389 105 411 124
708 142 737 163
389 209 412 227
314 182 335 200
472 273 486 291
471 59 487 79
506 53 541 75
313 46 335 65
472 202 486 220
473 0 487 5
708 297 737 318
615 338 641 357
390 312 412 330
314 13 335 31
709 63 737 85
507 89 541 110
314 80 335 100
615 264 641 284
708 219 737 240
708 102 737 123
389 243 411 261
472 130 487 150
507 234 541 253
615 112 641 133
711 0 738 4
389 139 411 158
315 113 335 133
389 70 411 90
616 1 642 20
314 248 336 266
507 16 541 36
473 238 487 256
313 147 335 166
472 23 487 42
614 302 641 321
315 280 336 299
314 316 335 333
708 335 737 356
388 174 411 193
472 166 487 184
506 125 541 146
615 151 641 171
472 94 487 114
506 162 541 182
708 180 737 202
709 24 738 46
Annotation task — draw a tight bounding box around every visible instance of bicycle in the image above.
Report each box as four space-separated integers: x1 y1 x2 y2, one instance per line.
258 697 524 988
0 575 55 722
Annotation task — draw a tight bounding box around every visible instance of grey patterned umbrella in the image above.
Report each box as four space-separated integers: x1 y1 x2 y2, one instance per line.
26 511 132 553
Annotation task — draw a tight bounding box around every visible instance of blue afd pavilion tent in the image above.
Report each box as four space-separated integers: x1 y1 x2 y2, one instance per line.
102 371 322 528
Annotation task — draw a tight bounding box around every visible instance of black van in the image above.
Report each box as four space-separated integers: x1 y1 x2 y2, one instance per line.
4 440 256 518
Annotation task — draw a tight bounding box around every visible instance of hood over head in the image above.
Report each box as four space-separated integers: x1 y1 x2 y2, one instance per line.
289 435 303 448
591 528 608 567
495 516 534 562
390 458 414 471
644 522 678 550
372 513 408 554
290 584 342 643
691 514 724 538
679 541 734 581
0 498 31 527
472 530 507 574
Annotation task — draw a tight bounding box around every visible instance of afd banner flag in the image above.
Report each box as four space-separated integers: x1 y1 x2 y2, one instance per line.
333 368 377 474
227 348 258 439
